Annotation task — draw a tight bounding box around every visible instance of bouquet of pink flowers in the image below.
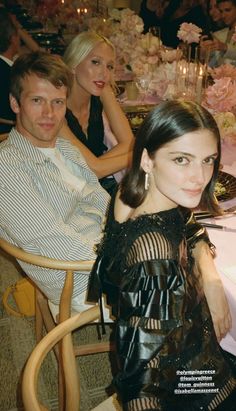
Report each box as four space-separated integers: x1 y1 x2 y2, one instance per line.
177 22 202 44
203 77 236 113
209 64 236 81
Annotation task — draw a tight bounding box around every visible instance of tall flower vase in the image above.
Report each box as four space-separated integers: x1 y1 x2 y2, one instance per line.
180 42 192 64
175 43 192 98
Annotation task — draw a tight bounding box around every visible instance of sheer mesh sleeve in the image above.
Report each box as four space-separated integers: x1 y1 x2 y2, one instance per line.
126 230 172 267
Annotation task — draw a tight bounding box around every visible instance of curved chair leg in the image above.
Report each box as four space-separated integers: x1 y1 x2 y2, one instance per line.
58 342 66 411
35 290 44 343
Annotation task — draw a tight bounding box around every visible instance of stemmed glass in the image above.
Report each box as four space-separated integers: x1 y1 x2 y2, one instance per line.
135 74 152 102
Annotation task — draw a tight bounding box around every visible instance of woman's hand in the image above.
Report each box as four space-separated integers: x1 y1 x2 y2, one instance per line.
192 240 232 342
200 35 227 53
203 276 231 342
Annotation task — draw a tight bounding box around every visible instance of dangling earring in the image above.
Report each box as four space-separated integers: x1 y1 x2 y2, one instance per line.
144 173 149 191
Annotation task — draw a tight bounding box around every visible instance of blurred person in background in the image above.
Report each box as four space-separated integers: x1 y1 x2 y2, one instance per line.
201 0 236 66
0 8 19 134
0 7 39 136
140 0 208 48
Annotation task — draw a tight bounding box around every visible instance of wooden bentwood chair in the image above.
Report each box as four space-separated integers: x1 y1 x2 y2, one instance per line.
0 238 116 410
22 306 121 411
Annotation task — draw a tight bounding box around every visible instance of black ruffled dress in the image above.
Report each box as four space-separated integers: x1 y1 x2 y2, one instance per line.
87 201 236 411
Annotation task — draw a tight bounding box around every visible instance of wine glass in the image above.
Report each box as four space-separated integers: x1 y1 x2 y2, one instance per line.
135 75 151 102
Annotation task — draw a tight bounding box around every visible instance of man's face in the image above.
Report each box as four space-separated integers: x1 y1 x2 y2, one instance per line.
10 73 67 147
218 1 236 26
209 0 222 22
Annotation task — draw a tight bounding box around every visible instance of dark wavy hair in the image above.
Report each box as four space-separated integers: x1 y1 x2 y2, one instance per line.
120 100 221 214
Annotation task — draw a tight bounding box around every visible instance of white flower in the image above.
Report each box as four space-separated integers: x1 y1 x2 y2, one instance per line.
177 22 202 44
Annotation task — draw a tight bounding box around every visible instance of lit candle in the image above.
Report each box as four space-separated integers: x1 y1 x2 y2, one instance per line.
61 0 64 3
181 66 187 90
84 8 88 14
196 66 203 104
77 8 80 14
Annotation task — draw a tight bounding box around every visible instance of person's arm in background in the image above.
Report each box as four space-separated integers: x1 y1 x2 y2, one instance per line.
10 13 41 52
201 30 236 61
213 30 236 59
60 122 133 178
60 85 134 178
18 27 41 52
100 85 134 159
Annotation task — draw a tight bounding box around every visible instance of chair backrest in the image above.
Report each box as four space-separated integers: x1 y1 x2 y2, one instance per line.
22 306 100 411
0 238 94 321
0 133 8 142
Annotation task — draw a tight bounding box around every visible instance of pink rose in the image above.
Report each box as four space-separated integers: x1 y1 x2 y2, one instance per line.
209 64 236 81
177 22 202 44
204 77 236 112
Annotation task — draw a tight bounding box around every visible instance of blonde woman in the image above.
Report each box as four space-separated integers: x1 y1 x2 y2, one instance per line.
62 31 134 193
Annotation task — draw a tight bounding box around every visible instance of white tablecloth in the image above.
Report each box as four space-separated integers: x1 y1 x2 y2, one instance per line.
205 144 236 355
207 214 236 355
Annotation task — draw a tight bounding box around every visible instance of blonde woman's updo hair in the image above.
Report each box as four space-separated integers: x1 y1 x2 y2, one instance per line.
63 31 115 70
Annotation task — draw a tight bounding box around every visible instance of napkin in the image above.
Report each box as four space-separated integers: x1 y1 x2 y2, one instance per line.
223 266 236 284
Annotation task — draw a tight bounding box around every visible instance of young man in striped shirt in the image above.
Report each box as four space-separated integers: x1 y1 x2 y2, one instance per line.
0 51 110 315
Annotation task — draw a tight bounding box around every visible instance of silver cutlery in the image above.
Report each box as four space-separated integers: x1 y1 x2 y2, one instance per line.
194 206 236 220
200 222 236 232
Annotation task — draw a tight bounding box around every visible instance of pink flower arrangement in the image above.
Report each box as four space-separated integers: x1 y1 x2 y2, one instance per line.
177 22 202 44
209 64 236 81
160 48 182 63
203 77 236 113
214 112 236 143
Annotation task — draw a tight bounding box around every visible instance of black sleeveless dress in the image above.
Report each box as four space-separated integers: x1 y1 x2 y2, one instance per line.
65 96 117 195
88 197 236 411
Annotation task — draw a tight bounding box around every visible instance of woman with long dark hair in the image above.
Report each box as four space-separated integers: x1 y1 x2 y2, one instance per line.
88 100 236 410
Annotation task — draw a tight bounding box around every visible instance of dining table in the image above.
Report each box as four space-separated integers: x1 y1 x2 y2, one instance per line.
202 141 236 356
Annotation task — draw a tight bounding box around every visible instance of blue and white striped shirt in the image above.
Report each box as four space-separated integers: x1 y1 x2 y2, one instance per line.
0 128 110 304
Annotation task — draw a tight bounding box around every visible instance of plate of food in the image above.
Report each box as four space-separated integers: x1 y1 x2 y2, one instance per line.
215 171 236 201
124 105 155 133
